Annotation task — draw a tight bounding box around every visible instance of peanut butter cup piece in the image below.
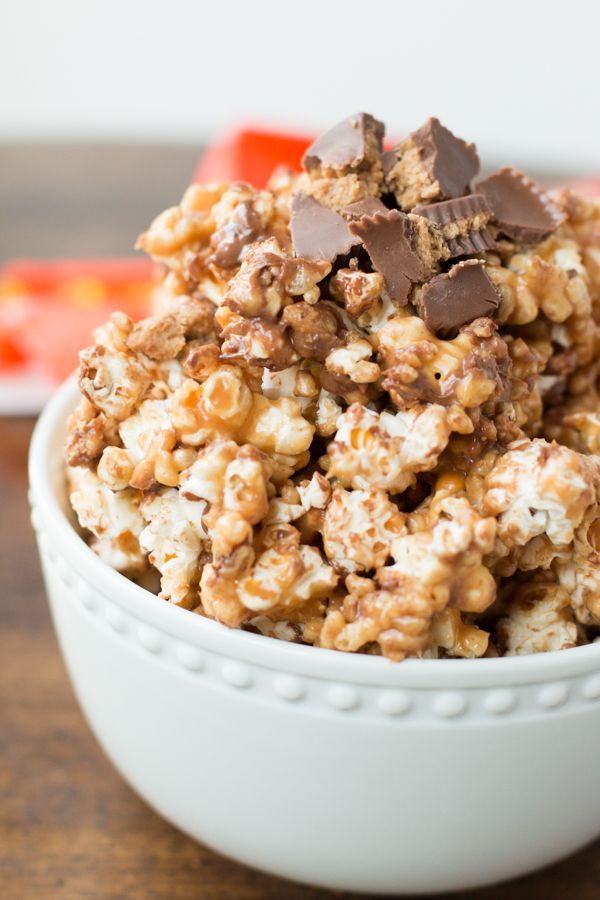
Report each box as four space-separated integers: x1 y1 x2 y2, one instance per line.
290 193 356 261
415 260 501 336
341 197 388 220
349 209 429 304
380 149 397 179
476 167 565 243
413 194 495 257
303 112 385 174
386 117 480 209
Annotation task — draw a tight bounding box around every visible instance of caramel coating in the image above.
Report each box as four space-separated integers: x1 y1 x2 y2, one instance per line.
65 122 600 660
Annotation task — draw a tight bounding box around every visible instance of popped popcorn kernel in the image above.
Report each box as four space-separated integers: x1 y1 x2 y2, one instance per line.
140 488 208 608
497 578 577 655
327 402 472 493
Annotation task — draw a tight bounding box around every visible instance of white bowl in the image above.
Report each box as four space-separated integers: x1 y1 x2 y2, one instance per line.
29 378 600 895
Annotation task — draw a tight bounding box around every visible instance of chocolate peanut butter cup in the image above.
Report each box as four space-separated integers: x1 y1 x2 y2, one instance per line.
386 117 480 209
303 112 385 174
476 167 565 243
349 209 429 304
415 259 501 336
290 193 356 261
413 194 495 257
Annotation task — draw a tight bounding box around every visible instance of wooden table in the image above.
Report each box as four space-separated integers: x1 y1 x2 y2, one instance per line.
1 145 599 899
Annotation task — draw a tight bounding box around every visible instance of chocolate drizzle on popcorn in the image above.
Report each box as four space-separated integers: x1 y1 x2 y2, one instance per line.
66 112 600 661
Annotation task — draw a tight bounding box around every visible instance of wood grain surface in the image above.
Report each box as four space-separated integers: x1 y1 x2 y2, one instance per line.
1 144 599 899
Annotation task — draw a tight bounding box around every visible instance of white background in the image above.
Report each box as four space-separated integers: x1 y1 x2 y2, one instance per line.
1 0 599 173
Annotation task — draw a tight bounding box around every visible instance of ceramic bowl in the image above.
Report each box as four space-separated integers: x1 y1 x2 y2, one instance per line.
28 378 600 895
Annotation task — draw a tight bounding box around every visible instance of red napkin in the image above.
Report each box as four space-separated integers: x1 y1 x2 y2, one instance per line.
194 127 312 188
0 259 154 382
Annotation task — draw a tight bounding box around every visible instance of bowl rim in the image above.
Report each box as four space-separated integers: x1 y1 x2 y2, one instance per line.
28 375 600 688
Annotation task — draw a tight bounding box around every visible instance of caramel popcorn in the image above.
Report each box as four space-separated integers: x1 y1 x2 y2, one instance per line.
330 267 384 318
209 182 275 268
218 307 299 370
319 491 495 659
79 313 151 420
327 402 472 492
314 389 343 436
482 439 598 549
325 335 380 384
554 507 600 624
201 532 337 628
68 466 147 575
223 238 330 319
497 578 577 655
64 397 119 467
181 440 271 561
556 189 600 299
429 609 490 659
140 488 208 607
171 367 314 462
65 112 600 659
322 487 405 573
377 314 510 411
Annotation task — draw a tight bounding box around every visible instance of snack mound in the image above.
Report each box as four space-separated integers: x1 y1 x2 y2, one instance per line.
65 113 600 660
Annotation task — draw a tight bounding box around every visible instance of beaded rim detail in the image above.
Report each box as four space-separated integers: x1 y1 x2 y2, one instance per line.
33 508 600 723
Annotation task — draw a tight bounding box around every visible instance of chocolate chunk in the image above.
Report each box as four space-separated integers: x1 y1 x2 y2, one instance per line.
415 260 501 336
349 210 428 304
341 197 388 220
380 149 397 179
476 167 565 243
303 112 384 173
411 117 479 198
290 193 356 261
413 194 495 257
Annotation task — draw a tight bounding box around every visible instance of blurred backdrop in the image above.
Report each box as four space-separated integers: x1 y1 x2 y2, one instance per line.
2 0 599 171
